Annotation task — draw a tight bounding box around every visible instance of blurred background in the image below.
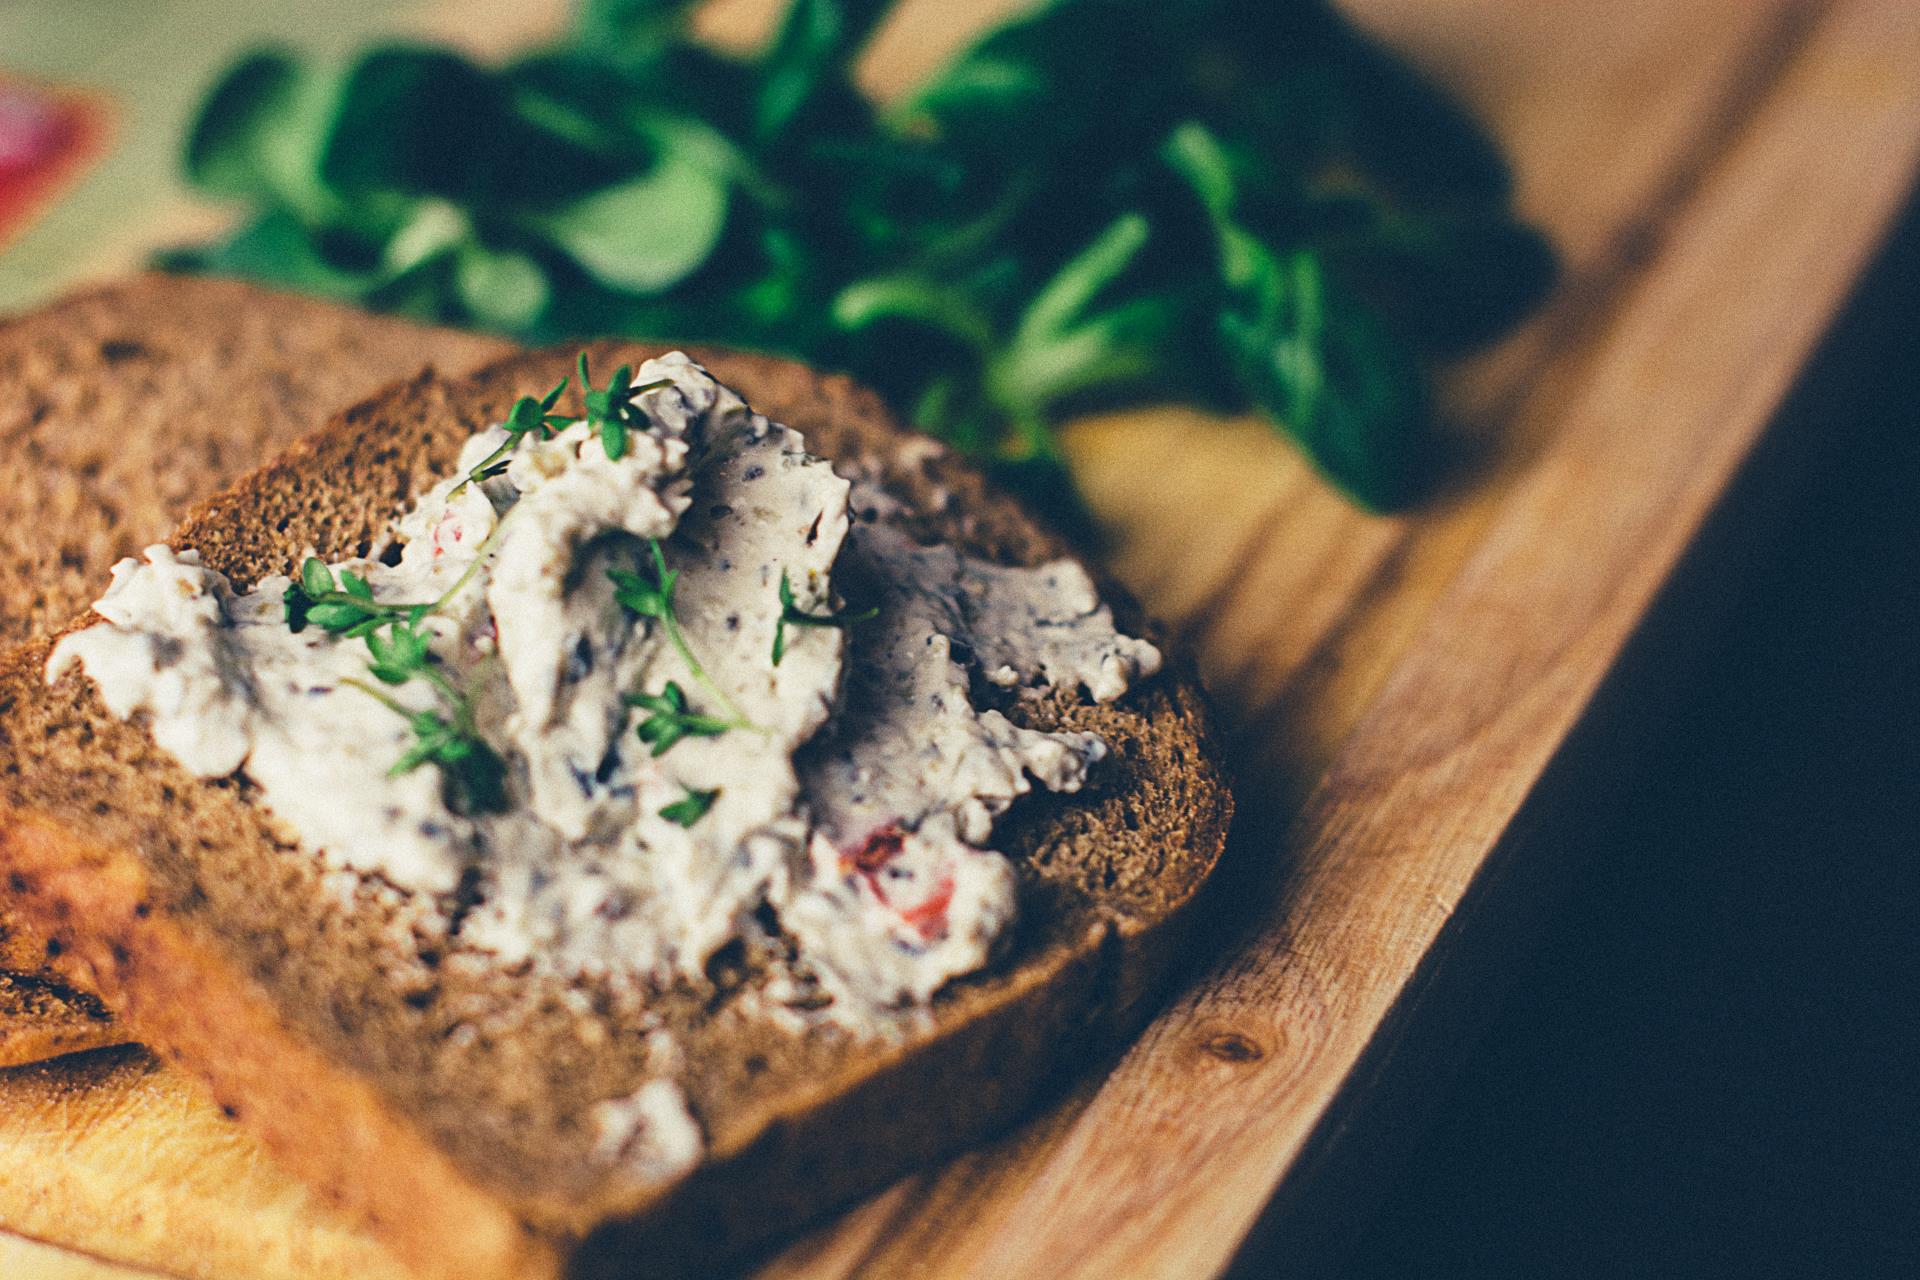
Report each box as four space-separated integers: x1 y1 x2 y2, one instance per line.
3 1 1916 1276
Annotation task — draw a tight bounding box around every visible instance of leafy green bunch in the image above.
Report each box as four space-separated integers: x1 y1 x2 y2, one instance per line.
168 0 1552 511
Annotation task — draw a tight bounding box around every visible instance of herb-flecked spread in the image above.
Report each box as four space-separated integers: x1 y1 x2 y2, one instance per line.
48 354 1161 1178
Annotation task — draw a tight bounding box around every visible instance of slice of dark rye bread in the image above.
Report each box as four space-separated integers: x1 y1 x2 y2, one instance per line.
0 341 1232 1279
0 274 510 1066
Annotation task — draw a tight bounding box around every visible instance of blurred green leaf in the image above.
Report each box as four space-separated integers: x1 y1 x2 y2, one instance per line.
1222 240 1426 508
1169 120 1425 506
573 0 701 63
456 242 550 330
1331 209 1556 355
891 0 1150 161
832 274 995 353
183 50 301 200
381 200 469 275
530 129 730 294
183 50 343 222
165 209 379 301
754 0 896 146
320 46 499 201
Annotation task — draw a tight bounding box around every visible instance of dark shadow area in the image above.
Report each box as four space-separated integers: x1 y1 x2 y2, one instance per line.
1338 209 1920 1276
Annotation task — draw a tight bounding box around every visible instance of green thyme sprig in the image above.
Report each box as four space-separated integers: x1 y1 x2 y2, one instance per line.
609 538 752 727
623 680 735 757
658 786 717 828
771 569 877 665
579 354 671 463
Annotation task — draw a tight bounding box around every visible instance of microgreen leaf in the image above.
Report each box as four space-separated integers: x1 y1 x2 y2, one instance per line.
345 677 508 816
608 541 673 619
658 785 717 827
577 355 672 463
772 569 876 666
364 616 433 685
301 557 335 598
455 373 574 492
387 707 509 816
623 679 733 756
609 539 754 732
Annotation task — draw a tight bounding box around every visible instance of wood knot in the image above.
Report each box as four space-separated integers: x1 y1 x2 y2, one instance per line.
1199 1030 1265 1064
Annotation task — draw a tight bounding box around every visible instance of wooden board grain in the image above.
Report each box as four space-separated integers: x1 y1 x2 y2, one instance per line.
754 0 1920 1276
3 0 1919 1277
0 1049 413 1280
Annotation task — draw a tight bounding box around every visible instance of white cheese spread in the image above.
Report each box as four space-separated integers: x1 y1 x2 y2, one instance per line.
589 1077 705 1185
48 352 1161 1170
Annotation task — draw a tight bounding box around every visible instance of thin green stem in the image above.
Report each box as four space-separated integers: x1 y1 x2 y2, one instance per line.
342 676 416 718
430 506 516 613
642 539 750 727
450 436 519 496
418 664 468 722
660 607 749 727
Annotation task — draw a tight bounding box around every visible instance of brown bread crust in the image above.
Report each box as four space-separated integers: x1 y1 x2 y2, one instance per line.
0 275 511 1059
0 273 511 651
0 963 112 1068
0 343 1232 1278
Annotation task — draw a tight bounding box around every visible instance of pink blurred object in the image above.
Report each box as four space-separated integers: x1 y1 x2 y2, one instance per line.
0 85 71 176
0 77 107 246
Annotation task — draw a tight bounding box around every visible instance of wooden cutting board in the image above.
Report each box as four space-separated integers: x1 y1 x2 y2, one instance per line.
3 0 1919 1276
